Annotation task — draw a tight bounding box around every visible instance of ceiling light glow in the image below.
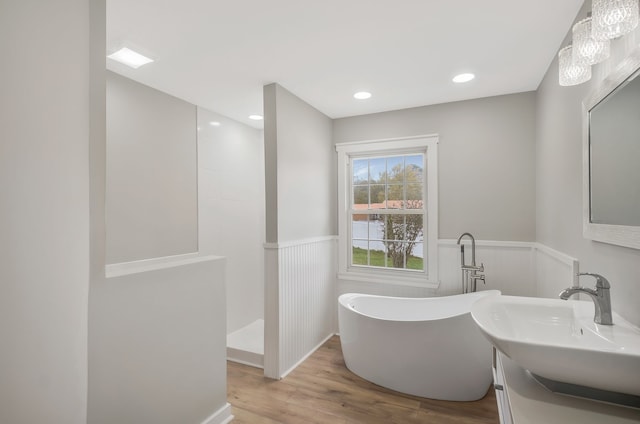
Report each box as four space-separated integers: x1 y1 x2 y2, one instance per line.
452 73 475 83
249 115 263 121
353 91 372 100
209 121 221 126
107 47 154 69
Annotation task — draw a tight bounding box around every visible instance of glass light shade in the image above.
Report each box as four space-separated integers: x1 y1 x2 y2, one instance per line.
592 0 639 40
558 45 592 86
573 17 611 65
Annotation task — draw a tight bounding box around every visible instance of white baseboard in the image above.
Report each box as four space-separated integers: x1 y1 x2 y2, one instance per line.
201 403 233 424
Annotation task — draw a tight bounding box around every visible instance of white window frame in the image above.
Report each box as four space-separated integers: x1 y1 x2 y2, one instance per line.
336 135 439 288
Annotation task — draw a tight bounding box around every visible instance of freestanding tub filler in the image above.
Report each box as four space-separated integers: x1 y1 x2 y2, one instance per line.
338 290 500 401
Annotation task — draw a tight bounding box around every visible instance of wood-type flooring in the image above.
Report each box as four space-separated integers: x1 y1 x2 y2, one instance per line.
227 336 499 424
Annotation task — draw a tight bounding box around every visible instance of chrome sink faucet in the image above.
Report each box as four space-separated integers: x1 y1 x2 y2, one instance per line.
559 272 613 325
456 232 485 293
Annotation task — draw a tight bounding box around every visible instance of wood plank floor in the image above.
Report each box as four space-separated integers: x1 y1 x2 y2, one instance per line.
227 336 499 424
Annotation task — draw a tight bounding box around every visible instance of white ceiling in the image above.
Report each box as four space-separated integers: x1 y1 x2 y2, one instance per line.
107 0 584 129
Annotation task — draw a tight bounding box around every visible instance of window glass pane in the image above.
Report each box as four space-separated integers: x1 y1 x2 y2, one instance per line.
405 214 423 246
353 185 368 207
382 214 406 241
406 154 422 181
386 241 407 269
387 184 404 207
353 158 369 184
406 183 422 209
352 215 370 266
386 156 405 185
369 185 385 207
405 154 423 172
352 216 369 240
367 242 387 267
368 217 384 242
369 157 386 183
386 156 404 184
408 242 424 270
352 245 369 266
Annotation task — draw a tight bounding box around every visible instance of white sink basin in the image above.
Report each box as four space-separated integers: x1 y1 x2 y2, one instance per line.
471 295 640 397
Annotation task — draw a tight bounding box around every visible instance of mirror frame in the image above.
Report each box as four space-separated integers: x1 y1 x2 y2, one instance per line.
582 49 640 250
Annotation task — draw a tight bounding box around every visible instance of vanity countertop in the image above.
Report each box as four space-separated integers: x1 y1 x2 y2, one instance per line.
500 353 640 423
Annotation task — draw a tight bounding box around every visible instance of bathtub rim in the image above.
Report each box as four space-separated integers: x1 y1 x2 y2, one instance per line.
338 289 501 322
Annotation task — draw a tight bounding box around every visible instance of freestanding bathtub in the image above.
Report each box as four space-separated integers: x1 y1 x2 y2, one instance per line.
338 290 501 401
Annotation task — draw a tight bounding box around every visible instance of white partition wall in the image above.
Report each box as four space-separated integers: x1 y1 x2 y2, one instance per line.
94 73 232 423
263 83 337 379
89 255 231 424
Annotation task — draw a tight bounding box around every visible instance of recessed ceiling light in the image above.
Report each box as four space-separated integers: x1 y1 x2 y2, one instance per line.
452 73 475 83
249 115 263 121
353 91 372 100
209 121 221 126
107 47 154 69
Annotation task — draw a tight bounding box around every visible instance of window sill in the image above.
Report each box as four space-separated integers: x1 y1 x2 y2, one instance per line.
337 271 440 289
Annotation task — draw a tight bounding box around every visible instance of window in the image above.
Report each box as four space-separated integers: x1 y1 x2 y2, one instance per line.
336 136 438 287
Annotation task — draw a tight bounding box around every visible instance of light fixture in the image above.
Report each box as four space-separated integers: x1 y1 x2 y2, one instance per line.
107 47 154 69
558 3 639 87
558 45 592 86
353 91 372 100
249 115 263 121
572 17 610 65
209 121 221 127
452 73 475 83
592 0 639 40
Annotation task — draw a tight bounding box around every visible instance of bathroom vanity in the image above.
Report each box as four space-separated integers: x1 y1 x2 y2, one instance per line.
492 347 640 424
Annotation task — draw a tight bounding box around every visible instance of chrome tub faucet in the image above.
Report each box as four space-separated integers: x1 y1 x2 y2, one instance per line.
559 272 613 325
456 232 485 293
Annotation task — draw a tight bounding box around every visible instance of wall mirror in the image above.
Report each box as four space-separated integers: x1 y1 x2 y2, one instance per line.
583 50 640 250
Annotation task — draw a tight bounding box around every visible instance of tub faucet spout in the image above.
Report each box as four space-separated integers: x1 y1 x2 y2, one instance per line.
457 232 485 293
559 272 613 325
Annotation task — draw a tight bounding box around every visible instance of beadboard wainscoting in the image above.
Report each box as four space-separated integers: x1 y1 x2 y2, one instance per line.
265 238 579 378
337 240 539 300
532 243 579 299
264 237 337 379
437 240 536 296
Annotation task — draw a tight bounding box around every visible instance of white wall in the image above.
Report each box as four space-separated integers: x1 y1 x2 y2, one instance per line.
332 92 537 299
0 0 103 422
536 0 640 326
333 92 537 241
197 107 265 334
88 256 230 424
264 83 337 243
106 71 198 264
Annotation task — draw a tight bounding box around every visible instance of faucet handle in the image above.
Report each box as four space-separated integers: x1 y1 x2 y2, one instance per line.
577 272 610 289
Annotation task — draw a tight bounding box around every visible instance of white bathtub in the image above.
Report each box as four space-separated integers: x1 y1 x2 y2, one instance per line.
338 290 501 401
